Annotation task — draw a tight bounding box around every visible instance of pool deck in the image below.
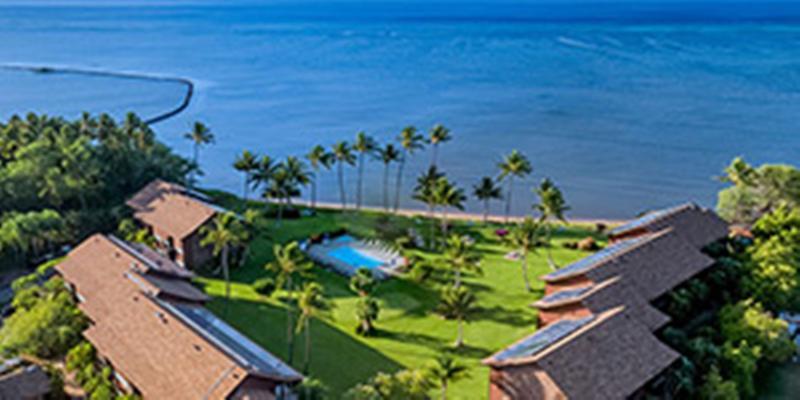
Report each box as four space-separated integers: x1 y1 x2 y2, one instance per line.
304 235 403 280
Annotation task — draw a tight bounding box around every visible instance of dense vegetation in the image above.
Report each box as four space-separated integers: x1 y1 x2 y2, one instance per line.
0 112 192 270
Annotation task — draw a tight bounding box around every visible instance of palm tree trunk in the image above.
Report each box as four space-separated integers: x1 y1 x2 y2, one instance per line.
431 144 438 168
455 268 462 289
303 318 311 374
441 381 448 400
286 277 294 365
521 251 532 292
223 245 230 317
277 199 284 225
427 203 436 247
243 172 249 201
394 152 406 213
357 154 364 210
337 162 347 209
505 177 513 224
546 226 557 270
192 143 200 187
484 199 490 224
440 208 448 239
310 172 317 210
455 317 464 347
383 163 390 212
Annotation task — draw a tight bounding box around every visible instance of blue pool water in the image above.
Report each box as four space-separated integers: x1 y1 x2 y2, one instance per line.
328 247 384 270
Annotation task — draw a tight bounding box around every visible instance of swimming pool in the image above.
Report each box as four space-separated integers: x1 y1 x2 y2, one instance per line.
327 247 384 270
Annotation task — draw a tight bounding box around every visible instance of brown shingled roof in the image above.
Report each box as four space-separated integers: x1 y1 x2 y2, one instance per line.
544 228 715 301
533 277 671 331
484 308 679 399
0 362 51 400
56 235 300 400
610 202 729 249
126 179 217 240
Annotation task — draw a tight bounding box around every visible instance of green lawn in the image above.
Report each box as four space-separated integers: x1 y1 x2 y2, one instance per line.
196 192 603 398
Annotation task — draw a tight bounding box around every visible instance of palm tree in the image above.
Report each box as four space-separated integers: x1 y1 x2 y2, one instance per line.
184 121 214 186
349 268 376 297
437 286 477 348
355 296 380 336
251 155 277 194
413 167 444 245
284 156 311 207
505 217 542 291
395 126 425 213
443 234 482 289
331 141 356 209
498 150 533 223
265 241 312 364
264 165 298 223
200 212 247 316
428 124 452 169
428 356 469 400
353 132 377 211
434 178 466 239
233 150 259 201
533 178 570 269
377 143 401 211
473 177 503 224
306 145 333 211
296 282 330 374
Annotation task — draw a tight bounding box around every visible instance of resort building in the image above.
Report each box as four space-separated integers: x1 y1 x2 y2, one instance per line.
483 308 679 400
487 204 730 399
56 234 302 400
0 358 52 400
608 202 729 249
126 179 220 269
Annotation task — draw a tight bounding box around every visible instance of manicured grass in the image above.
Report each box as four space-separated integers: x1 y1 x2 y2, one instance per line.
197 192 604 398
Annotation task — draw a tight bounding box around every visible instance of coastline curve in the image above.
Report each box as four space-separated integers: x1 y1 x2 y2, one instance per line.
0 63 194 125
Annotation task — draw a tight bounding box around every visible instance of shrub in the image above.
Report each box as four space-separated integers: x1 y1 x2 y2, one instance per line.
577 237 599 251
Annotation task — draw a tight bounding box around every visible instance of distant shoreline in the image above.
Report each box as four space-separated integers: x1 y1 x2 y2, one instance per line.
270 199 624 226
0 63 193 125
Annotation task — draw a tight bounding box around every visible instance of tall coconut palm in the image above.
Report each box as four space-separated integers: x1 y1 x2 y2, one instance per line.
437 286 477 348
377 143 401 211
355 296 380 336
200 212 247 317
331 141 356 209
428 124 452 169
443 234 482 289
349 267 376 297
264 165 299 223
251 155 277 195
473 176 503 224
296 282 330 374
428 356 469 400
395 126 425 213
265 241 312 364
505 217 542 291
184 121 214 186
434 177 466 239
533 178 570 269
353 132 377 211
498 150 533 223
284 156 311 206
305 145 333 211
233 150 259 201
413 167 445 245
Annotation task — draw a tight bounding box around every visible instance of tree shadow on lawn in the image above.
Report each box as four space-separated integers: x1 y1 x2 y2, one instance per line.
205 296 403 396
372 329 445 349
474 305 538 328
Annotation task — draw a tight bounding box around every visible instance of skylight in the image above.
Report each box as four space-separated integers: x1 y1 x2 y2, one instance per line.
492 316 594 361
609 204 688 235
537 285 593 305
544 236 648 280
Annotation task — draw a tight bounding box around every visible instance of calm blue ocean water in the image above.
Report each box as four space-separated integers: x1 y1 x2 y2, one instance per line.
1 1 799 218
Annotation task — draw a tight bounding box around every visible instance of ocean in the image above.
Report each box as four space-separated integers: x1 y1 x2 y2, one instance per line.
1 1 798 219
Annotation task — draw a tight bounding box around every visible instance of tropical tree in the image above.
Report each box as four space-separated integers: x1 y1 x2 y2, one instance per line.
434 177 467 239
305 145 333 211
184 122 214 185
498 150 533 223
200 212 247 316
263 165 299 223
285 156 311 206
437 286 477 348
233 150 259 201
413 166 445 244
296 282 330 374
353 132 377 211
506 217 542 291
473 176 503 224
377 143 401 211
395 126 425 213
427 355 469 400
349 268 376 297
428 124 452 169
265 241 312 364
533 178 570 269
251 155 277 195
331 141 356 209
443 234 482 289
355 296 380 336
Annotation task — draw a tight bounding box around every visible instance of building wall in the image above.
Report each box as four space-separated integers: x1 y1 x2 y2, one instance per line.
537 304 592 327
489 365 566 400
182 225 215 270
544 276 593 295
